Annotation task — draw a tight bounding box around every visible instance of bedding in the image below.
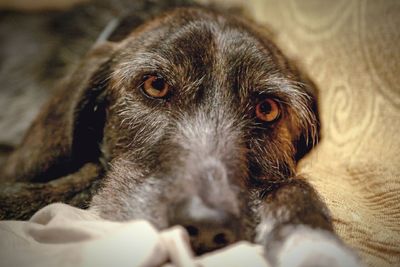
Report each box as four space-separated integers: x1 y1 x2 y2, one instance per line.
0 203 268 267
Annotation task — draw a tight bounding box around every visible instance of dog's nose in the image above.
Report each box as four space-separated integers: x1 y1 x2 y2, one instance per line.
169 196 240 254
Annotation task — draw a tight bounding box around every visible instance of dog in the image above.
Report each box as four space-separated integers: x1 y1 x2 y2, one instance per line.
0 2 361 266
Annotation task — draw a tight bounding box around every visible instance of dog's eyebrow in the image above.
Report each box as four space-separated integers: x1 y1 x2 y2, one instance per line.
127 52 173 72
112 51 177 87
251 75 311 106
255 76 298 94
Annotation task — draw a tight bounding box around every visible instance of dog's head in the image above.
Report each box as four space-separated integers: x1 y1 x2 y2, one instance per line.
5 8 318 253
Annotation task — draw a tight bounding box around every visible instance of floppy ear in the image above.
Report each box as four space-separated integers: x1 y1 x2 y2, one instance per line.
2 42 116 182
293 69 320 162
238 21 320 162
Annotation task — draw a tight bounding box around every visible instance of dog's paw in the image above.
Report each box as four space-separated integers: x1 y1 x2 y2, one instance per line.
269 225 363 267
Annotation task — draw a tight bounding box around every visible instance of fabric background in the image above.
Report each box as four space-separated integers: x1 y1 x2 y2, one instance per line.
234 1 400 266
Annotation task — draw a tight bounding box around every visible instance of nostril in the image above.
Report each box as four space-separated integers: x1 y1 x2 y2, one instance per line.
213 232 229 246
185 225 199 237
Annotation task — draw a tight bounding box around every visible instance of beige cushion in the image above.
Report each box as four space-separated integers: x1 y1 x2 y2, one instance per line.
243 0 400 266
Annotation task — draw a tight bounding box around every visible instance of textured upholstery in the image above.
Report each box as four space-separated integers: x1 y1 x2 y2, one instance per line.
242 1 400 266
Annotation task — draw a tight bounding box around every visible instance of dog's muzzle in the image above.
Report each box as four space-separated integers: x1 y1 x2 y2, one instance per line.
169 195 240 254
167 157 242 254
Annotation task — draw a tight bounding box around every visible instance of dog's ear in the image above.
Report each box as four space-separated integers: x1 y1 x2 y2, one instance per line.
239 22 320 162
3 42 116 182
292 69 320 162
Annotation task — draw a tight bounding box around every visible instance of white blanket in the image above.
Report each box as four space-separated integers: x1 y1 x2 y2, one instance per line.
0 203 269 267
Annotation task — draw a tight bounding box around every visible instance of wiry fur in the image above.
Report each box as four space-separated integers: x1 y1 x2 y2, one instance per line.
0 4 361 265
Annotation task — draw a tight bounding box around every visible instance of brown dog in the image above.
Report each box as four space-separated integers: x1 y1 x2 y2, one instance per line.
0 3 361 266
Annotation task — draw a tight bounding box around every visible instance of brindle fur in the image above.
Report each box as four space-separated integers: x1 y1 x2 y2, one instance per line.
0 1 354 264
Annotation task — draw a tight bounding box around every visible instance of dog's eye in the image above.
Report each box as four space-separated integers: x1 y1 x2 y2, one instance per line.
255 98 280 122
141 75 170 98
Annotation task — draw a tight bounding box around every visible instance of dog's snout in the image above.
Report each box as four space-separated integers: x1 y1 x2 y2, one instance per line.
169 196 240 254
192 158 240 214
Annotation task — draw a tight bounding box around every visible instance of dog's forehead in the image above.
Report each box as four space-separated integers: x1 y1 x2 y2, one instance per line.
144 10 277 71
115 8 289 97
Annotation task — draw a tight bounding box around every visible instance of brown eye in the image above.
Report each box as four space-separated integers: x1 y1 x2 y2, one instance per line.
255 98 280 122
142 75 170 98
